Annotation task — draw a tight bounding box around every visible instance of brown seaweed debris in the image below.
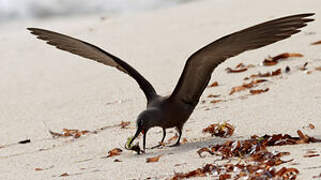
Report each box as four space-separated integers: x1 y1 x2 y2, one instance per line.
225 63 255 73
208 81 219 88
246 68 281 79
120 121 131 129
202 122 234 138
262 53 303 66
146 155 161 163
107 148 122 158
249 88 269 95
229 79 267 95
171 130 321 179
311 40 321 45
49 128 90 139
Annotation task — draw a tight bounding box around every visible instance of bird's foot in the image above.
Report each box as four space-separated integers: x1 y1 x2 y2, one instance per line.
169 142 180 147
149 142 166 149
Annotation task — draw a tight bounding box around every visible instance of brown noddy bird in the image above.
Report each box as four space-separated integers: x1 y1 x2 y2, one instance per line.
28 13 314 150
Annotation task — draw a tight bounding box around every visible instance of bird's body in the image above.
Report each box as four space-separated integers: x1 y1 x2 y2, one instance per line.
28 13 315 151
137 95 195 148
147 96 194 129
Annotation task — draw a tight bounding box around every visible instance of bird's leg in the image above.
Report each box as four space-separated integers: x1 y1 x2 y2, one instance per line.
143 132 147 150
169 127 182 147
150 128 166 149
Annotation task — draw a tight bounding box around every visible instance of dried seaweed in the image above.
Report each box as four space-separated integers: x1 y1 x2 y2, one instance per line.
107 148 122 158
146 155 161 163
202 122 234 138
263 53 303 66
229 79 267 95
171 130 321 179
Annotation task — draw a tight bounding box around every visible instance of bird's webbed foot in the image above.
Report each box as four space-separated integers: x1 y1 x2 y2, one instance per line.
150 128 166 149
169 127 182 147
168 141 181 147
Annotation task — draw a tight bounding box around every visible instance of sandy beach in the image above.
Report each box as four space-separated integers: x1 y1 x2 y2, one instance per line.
1 0 321 179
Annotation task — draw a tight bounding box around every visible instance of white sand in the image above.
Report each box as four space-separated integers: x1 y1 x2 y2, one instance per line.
1 0 321 179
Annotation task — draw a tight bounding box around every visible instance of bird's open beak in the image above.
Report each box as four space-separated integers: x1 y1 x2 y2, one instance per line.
126 127 142 149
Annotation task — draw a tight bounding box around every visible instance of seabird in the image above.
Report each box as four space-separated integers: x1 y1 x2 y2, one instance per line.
28 13 314 150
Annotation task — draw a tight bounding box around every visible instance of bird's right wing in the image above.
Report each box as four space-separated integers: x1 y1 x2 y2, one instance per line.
170 13 314 105
28 28 157 103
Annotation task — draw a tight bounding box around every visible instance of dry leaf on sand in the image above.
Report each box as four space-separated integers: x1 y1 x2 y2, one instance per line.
146 155 161 163
249 88 269 95
208 81 219 88
263 53 303 66
202 122 234 137
311 40 321 45
107 148 122 158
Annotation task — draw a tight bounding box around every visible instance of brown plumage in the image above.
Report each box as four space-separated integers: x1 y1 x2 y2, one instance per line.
28 13 314 150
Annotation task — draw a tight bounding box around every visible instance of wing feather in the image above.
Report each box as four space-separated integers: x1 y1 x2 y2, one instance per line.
28 28 157 102
170 13 314 105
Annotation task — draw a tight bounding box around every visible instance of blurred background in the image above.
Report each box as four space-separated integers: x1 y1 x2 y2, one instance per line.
0 0 195 24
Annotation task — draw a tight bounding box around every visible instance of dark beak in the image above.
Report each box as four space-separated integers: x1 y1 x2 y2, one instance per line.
125 127 141 149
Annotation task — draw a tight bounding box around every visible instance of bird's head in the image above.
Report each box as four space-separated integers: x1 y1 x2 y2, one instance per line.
127 109 160 148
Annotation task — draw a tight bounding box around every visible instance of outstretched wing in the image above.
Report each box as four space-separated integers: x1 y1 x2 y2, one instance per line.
28 28 157 103
170 13 314 105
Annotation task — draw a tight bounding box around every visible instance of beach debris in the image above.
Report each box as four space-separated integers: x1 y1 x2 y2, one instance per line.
225 67 247 73
120 121 131 129
107 148 122 158
210 99 222 104
208 81 219 88
174 163 187 167
60 172 69 177
146 155 161 163
315 66 321 71
249 88 269 95
246 68 282 79
94 120 132 133
207 94 220 98
167 134 179 144
171 163 299 180
303 123 316 129
171 164 217 179
202 122 234 137
125 136 144 154
114 159 122 162
18 139 31 144
49 128 90 139
299 62 308 71
262 52 303 66
311 40 321 45
197 147 214 158
272 68 282 76
171 130 321 179
285 66 291 73
225 63 255 73
229 79 267 95
309 123 316 129
34 165 54 171
303 152 320 158
181 138 188 144
313 173 321 178
206 130 321 159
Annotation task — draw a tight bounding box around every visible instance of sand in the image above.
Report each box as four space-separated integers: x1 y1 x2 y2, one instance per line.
0 0 321 179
